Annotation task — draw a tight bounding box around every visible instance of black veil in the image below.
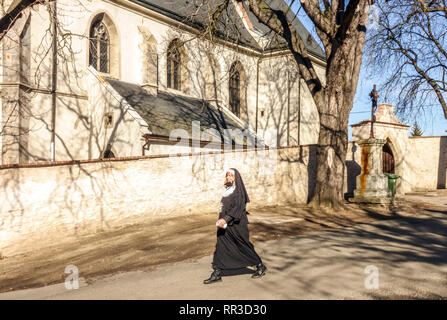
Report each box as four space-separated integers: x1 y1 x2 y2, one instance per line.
230 168 250 205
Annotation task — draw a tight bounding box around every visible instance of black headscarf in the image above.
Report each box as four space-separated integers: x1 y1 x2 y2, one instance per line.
221 168 250 223
230 168 250 205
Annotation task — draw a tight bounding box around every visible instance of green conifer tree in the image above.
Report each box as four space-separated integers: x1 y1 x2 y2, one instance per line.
411 121 423 136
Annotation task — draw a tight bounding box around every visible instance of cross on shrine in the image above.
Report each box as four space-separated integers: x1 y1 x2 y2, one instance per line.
369 84 379 138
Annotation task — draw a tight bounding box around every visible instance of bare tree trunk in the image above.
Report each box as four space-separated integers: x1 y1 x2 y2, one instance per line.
311 99 349 208
241 0 370 209
310 63 352 208
0 0 39 41
310 25 365 208
312 3 369 209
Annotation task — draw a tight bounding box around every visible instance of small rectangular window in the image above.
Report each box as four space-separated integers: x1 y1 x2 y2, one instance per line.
104 112 114 128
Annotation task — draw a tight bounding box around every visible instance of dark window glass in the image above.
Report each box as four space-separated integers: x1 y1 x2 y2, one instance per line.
229 68 240 117
167 41 181 90
89 20 110 73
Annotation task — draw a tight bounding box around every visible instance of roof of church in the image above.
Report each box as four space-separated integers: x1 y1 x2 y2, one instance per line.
105 78 259 147
128 0 325 60
241 0 325 58
129 0 262 50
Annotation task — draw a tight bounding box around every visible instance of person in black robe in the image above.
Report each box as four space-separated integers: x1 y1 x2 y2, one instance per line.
203 168 267 284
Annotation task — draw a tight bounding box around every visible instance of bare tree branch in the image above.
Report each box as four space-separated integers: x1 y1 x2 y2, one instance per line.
0 0 40 41
366 0 447 118
299 0 335 36
246 0 324 102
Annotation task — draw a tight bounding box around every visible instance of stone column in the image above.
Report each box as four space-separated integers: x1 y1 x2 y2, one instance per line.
137 26 158 96
352 138 391 203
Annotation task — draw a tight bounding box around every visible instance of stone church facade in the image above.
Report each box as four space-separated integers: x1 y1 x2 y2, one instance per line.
0 0 326 165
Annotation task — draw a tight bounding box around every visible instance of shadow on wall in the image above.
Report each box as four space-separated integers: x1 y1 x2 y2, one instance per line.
345 143 361 200
276 144 355 204
438 137 447 189
307 145 317 203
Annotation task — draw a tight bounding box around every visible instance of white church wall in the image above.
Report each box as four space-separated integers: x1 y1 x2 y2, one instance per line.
0 145 315 256
258 55 289 147
296 65 321 146
1 0 327 164
257 55 322 147
61 0 323 148
86 70 146 159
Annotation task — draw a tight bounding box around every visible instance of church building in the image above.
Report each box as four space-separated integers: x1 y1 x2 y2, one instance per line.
0 0 325 165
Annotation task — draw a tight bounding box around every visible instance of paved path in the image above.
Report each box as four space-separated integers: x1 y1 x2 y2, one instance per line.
1 194 447 300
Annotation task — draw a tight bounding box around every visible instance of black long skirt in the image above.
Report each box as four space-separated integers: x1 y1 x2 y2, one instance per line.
212 222 262 270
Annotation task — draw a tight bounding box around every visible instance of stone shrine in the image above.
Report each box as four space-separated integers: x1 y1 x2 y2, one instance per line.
352 138 391 203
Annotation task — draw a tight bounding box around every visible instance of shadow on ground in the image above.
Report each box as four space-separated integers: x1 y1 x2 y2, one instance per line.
250 208 447 299
0 199 445 297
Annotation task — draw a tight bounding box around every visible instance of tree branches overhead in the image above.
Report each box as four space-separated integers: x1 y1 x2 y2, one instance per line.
244 0 323 98
0 0 41 41
366 0 447 118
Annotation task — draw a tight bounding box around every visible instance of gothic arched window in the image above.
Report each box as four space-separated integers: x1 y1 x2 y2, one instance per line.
167 40 182 90
89 19 110 73
229 63 242 117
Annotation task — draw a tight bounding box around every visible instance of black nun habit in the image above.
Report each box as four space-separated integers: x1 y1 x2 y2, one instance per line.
211 168 263 270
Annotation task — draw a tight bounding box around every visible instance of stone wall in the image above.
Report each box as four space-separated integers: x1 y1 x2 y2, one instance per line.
1 132 445 256
0 145 316 256
407 136 447 191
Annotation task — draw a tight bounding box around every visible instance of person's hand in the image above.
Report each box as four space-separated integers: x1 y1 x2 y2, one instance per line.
216 218 227 228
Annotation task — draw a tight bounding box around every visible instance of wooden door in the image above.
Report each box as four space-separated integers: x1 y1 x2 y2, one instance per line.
382 143 395 174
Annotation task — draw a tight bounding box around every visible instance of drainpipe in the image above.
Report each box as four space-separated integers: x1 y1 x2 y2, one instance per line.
142 134 150 156
255 57 260 146
50 0 57 161
297 73 301 146
287 69 290 146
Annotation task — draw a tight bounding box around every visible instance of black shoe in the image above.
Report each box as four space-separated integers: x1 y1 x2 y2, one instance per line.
203 269 222 284
252 263 267 278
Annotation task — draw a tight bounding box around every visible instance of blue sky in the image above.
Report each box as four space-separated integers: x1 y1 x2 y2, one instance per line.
349 58 447 139
287 1 447 139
